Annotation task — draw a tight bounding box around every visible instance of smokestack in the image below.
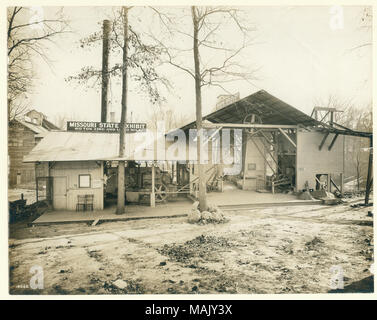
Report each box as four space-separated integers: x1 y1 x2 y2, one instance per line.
101 20 111 122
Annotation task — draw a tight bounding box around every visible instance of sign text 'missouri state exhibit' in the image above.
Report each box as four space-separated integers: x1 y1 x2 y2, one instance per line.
66 121 147 133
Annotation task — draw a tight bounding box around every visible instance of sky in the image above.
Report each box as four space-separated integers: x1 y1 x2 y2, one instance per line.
20 5 372 126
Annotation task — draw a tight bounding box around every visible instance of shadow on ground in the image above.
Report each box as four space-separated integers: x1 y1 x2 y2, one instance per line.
328 276 374 293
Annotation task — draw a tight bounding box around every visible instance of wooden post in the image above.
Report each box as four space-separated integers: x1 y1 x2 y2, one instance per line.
340 173 344 195
242 133 248 189
36 178 39 202
171 161 175 183
177 162 180 185
101 20 111 123
151 162 155 208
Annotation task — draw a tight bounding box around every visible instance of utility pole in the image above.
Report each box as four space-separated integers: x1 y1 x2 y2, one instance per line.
192 6 207 211
101 20 111 123
116 7 129 214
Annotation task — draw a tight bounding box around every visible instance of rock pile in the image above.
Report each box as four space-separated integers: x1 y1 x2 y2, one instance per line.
188 201 228 224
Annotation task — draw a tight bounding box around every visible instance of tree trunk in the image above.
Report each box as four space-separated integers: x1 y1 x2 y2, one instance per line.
191 6 207 212
364 136 373 204
117 7 129 214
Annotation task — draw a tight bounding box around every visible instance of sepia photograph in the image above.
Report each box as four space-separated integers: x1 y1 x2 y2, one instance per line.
5 2 374 297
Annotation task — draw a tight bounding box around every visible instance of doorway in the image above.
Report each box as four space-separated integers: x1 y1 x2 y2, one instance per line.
53 176 67 209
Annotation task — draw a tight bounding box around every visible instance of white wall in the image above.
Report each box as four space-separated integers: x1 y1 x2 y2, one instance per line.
296 130 344 190
49 161 104 210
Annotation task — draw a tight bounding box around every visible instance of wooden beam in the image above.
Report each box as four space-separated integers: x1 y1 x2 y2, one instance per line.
315 176 322 188
203 123 298 129
330 177 341 193
278 128 297 148
258 132 281 171
313 107 339 112
202 126 222 146
242 132 248 189
318 132 330 151
328 134 339 151
319 111 330 123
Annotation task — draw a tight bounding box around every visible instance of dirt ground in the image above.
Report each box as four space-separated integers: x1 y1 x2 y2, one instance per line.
9 201 374 295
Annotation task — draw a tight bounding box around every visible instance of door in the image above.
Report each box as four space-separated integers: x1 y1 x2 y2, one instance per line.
53 176 67 209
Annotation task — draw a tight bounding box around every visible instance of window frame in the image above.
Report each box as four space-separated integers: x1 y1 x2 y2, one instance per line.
78 174 91 188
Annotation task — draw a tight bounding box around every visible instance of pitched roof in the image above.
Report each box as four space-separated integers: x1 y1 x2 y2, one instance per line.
174 90 372 138
178 90 321 131
13 119 50 134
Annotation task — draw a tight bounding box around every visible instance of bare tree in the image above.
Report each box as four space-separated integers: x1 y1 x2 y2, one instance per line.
147 105 190 132
53 113 69 130
150 6 258 211
8 99 30 121
67 7 169 214
7 6 69 122
66 8 169 105
348 6 372 52
117 6 129 214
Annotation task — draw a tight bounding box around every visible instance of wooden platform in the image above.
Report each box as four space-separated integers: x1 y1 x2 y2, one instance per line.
32 200 192 225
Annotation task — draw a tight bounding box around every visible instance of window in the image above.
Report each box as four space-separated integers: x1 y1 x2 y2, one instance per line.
79 174 91 188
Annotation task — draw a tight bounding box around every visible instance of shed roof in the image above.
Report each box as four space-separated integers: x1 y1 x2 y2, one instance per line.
23 131 196 163
178 90 321 131
175 89 371 138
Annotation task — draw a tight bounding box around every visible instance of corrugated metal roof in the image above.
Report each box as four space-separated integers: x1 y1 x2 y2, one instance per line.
178 90 321 131
23 131 197 162
24 132 113 162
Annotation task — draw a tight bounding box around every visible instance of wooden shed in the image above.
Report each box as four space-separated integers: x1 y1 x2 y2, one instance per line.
171 90 372 195
23 130 197 211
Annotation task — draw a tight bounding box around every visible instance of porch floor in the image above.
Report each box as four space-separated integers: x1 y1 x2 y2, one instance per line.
32 199 192 225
